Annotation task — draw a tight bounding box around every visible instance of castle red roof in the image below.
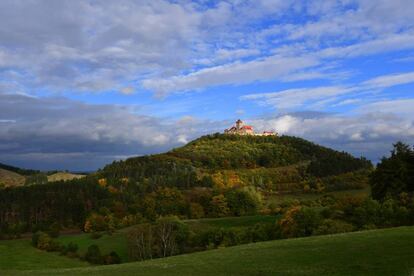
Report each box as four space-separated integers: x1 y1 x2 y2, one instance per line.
242 125 253 130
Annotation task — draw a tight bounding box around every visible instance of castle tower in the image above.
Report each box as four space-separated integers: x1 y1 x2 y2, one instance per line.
235 119 243 129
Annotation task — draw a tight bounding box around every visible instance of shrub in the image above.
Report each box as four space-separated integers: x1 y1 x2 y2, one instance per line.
313 219 354 235
189 203 205 219
32 231 41 247
279 206 322 238
225 187 262 216
46 240 62 252
63 242 79 254
36 231 52 250
48 222 61 238
103 251 121 265
84 245 103 264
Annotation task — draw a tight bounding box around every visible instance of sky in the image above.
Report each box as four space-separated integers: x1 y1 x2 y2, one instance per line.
1 0 414 171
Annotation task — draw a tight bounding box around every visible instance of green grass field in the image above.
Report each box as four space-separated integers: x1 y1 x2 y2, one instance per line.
53 215 276 263
0 239 88 272
3 226 414 276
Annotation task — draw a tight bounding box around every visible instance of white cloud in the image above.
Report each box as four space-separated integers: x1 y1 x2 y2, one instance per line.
0 0 414 96
361 99 414 116
241 86 354 110
361 72 414 89
142 55 319 95
241 71 414 111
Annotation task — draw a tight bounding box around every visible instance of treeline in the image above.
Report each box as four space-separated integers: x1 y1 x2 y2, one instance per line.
0 162 40 175
371 142 414 200
0 178 111 236
32 231 121 265
82 186 262 233
99 155 201 191
126 194 414 262
0 179 263 238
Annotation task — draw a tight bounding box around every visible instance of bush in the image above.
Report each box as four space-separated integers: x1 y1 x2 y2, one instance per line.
103 251 121 265
36 231 52 250
61 242 79 255
225 187 262 216
32 231 41 247
84 245 103 264
46 240 62 252
279 206 322 238
48 222 61 238
313 219 354 235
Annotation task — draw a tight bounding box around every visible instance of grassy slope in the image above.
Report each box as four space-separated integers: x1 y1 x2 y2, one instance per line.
7 226 414 276
57 231 129 262
266 186 371 206
47 172 85 182
0 168 25 187
55 215 275 263
0 239 88 272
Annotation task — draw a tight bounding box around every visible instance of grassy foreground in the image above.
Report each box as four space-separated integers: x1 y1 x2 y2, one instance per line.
53 215 275 263
0 239 87 271
4 226 414 276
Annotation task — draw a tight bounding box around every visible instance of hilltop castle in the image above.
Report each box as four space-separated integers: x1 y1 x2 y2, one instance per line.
224 119 276 136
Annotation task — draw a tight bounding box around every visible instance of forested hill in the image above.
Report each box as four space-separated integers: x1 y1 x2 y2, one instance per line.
0 134 373 236
0 162 39 176
100 133 372 180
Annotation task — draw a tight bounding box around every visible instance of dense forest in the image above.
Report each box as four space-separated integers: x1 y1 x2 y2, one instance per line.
0 134 377 237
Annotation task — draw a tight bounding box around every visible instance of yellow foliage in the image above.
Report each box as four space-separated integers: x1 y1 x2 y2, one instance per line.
108 186 118 194
98 178 107 187
278 205 301 238
212 171 244 189
84 219 92 233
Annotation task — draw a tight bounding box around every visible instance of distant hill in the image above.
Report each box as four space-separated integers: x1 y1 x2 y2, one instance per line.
0 161 86 187
0 168 25 188
0 162 39 176
47 172 86 182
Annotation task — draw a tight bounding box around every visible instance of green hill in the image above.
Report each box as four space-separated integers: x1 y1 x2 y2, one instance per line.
3 226 414 275
0 134 373 238
100 134 372 191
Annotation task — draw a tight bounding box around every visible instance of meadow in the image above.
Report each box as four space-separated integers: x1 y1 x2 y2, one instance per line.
54 214 276 262
0 239 87 271
2 226 413 275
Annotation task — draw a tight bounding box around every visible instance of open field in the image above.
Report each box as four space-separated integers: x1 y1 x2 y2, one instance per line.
3 226 414 276
0 239 87 271
54 215 276 262
47 172 86 182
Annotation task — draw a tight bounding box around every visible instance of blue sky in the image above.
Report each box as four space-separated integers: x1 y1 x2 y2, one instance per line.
1 0 414 170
